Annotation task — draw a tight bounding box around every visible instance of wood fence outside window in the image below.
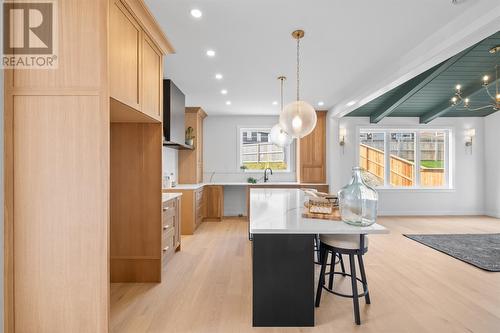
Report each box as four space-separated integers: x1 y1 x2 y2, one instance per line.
359 144 444 187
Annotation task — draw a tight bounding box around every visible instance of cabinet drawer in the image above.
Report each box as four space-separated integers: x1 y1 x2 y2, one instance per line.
162 199 177 218
162 228 175 257
163 215 175 232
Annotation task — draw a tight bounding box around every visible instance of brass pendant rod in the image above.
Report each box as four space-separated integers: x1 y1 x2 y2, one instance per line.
296 37 300 102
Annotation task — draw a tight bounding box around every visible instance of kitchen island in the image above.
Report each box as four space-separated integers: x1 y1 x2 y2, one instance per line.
250 188 388 327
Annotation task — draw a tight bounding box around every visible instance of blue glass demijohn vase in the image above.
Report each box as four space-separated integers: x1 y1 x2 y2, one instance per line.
338 167 378 227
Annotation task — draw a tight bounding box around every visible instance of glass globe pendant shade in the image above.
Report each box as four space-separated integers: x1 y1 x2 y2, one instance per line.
279 100 317 138
270 123 293 147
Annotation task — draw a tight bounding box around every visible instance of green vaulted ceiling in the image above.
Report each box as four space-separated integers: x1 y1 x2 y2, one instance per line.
347 31 500 123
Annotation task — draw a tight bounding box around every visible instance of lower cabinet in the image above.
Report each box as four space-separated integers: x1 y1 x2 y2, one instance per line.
204 185 224 221
162 196 181 269
163 187 206 235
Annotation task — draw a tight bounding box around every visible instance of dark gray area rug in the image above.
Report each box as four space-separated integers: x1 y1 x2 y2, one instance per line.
404 234 500 272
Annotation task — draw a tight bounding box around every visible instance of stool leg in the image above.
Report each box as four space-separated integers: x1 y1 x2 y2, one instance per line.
357 254 371 304
314 235 321 264
349 254 361 325
339 254 346 276
315 245 328 307
328 251 336 290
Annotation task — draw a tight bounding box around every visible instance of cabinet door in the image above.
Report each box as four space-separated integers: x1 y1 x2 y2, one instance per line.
197 115 204 182
142 34 162 120
110 0 141 110
300 111 326 183
205 186 223 221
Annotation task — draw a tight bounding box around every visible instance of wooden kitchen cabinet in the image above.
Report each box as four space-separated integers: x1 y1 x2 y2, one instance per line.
4 0 173 330
298 111 327 183
204 185 224 221
142 34 162 119
110 0 141 110
109 0 165 122
163 187 205 235
162 196 181 268
178 107 207 184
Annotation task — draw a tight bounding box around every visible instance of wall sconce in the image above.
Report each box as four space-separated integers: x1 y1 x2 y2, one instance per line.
465 128 475 147
339 127 347 146
339 127 347 154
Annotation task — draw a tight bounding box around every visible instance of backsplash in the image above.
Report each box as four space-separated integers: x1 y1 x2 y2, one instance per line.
162 146 178 184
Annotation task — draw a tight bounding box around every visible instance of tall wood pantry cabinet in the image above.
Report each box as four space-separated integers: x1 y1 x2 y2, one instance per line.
3 0 173 331
178 107 207 184
298 111 327 184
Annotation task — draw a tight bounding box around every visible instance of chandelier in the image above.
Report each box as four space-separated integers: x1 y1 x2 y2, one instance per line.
279 30 317 138
450 45 500 111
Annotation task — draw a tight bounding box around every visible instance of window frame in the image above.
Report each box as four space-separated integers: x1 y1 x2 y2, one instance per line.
356 126 454 191
237 126 291 173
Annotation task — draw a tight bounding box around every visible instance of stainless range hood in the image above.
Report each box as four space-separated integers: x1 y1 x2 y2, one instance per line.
163 79 193 149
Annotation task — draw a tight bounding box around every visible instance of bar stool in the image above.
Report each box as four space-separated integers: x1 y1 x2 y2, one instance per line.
315 234 370 325
314 235 346 276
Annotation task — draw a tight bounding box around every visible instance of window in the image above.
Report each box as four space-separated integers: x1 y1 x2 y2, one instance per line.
390 132 415 187
239 128 289 171
359 132 385 187
358 128 451 189
419 131 446 187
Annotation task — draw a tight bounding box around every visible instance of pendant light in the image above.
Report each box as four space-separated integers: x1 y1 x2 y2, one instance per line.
279 30 317 138
270 76 293 147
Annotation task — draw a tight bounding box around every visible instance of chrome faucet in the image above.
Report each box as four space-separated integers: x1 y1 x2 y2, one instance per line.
264 168 273 182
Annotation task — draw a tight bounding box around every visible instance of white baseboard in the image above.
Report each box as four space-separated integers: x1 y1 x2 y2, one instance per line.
485 210 500 219
378 210 485 216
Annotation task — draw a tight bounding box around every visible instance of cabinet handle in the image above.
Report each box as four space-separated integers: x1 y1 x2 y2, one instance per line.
163 207 170 212
163 246 169 252
163 225 170 230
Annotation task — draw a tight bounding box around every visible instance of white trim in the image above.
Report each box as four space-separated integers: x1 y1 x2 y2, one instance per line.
485 211 500 219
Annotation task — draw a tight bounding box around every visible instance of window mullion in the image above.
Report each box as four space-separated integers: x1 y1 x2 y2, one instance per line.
384 131 390 187
415 131 421 188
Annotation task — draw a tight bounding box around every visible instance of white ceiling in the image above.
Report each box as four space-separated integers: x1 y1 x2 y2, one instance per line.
146 0 500 116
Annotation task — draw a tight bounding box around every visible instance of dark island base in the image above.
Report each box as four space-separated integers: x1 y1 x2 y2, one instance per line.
252 233 315 327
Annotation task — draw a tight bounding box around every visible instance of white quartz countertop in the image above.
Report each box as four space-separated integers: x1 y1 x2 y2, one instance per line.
249 188 389 235
164 182 328 190
162 193 182 202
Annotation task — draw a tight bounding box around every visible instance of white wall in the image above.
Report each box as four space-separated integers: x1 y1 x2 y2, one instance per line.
203 115 296 183
328 116 485 216
204 115 297 216
484 112 500 218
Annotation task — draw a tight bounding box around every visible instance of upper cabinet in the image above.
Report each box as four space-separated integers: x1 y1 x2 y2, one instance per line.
109 0 172 122
298 111 327 184
142 35 162 119
110 1 141 110
179 107 207 184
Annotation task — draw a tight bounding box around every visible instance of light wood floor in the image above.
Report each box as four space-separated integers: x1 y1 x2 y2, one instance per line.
111 216 500 332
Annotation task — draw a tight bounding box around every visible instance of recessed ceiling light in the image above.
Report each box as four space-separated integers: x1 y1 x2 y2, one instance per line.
221 89 228 95
226 101 232 105
317 101 324 106
215 73 223 80
346 100 357 107
206 49 216 57
272 101 278 105
190 9 202 18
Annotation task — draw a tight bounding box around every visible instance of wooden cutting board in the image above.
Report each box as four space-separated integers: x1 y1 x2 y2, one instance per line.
302 208 342 221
